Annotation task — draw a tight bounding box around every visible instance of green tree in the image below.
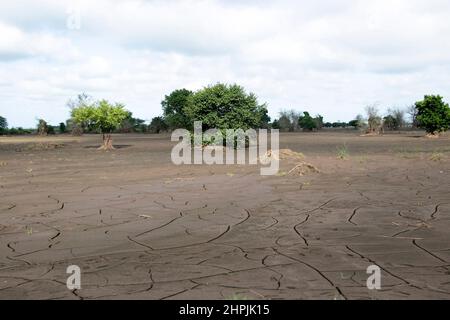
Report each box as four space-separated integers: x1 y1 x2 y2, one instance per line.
298 112 317 131
278 110 301 132
383 115 398 130
184 83 266 131
415 95 450 134
271 119 280 129
162 89 193 130
120 112 146 133
0 116 7 134
59 122 67 133
149 116 168 133
277 115 292 132
71 99 129 150
258 106 271 128
314 114 324 130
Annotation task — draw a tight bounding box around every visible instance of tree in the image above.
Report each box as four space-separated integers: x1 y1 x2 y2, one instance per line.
37 119 48 136
0 116 7 134
184 83 266 131
149 116 168 133
407 105 419 128
67 93 94 134
365 105 382 133
388 108 405 129
314 114 324 130
278 109 302 132
120 112 146 133
348 120 359 128
298 112 317 131
59 122 67 133
71 99 129 150
277 115 292 132
258 106 271 128
415 95 450 135
383 115 398 131
271 119 280 129
162 89 193 130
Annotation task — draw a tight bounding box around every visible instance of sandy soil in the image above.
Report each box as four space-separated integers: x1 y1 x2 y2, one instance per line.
0 131 449 300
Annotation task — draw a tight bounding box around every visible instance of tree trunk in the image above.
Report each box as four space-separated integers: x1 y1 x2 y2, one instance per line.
98 133 115 150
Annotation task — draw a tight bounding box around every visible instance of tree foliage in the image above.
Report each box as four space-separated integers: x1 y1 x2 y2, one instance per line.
149 116 168 133
415 95 450 134
184 83 268 131
162 89 193 130
71 99 129 149
0 116 7 130
298 111 323 131
71 100 128 134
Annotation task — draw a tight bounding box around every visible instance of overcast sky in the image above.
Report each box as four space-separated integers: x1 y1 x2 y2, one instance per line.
1 0 450 127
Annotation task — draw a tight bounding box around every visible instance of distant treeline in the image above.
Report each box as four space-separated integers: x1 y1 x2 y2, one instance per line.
1 85 449 136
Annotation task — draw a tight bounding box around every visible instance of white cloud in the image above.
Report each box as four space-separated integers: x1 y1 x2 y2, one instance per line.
1 0 450 127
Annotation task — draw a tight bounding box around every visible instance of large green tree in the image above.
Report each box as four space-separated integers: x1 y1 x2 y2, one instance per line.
162 89 193 130
415 95 450 135
71 99 129 150
185 83 268 131
298 112 317 131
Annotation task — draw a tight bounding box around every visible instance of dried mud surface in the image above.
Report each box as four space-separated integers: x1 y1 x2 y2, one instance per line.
0 132 449 300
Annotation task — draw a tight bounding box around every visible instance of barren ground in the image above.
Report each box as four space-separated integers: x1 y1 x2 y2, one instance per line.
0 131 449 300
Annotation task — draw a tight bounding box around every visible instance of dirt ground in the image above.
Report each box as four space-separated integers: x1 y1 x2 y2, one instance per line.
0 131 449 300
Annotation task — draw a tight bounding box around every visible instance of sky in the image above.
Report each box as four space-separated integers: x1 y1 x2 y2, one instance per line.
1 0 450 128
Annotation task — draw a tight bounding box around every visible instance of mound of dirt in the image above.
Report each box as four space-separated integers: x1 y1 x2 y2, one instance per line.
260 149 305 162
425 133 440 139
287 162 321 176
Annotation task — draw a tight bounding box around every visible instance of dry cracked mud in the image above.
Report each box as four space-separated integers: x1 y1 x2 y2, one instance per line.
0 132 449 300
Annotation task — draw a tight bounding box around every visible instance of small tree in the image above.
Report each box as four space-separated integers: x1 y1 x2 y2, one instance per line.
415 95 450 135
37 119 48 136
71 100 129 150
278 109 302 132
59 122 67 134
365 105 382 133
162 89 194 130
314 114 324 130
271 119 280 129
383 115 398 130
0 116 7 134
407 105 419 128
149 116 168 133
298 112 317 131
277 114 292 132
